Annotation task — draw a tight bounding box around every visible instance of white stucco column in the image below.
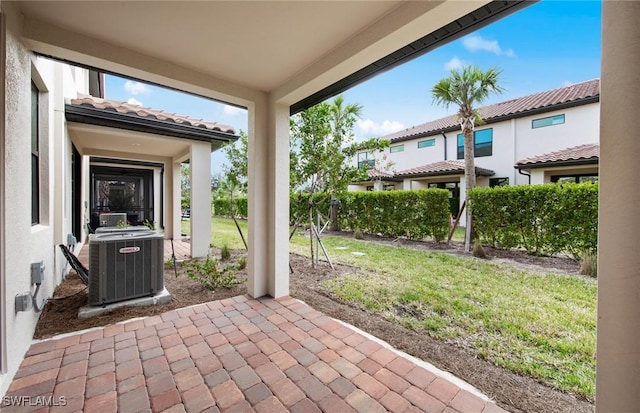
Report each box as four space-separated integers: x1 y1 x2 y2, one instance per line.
596 3 640 411
171 161 181 243
247 96 289 298
189 142 211 258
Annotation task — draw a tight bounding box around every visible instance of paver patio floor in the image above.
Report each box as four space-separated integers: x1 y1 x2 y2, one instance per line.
3 295 507 413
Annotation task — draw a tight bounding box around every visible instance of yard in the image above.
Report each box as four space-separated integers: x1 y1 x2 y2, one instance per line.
183 217 596 411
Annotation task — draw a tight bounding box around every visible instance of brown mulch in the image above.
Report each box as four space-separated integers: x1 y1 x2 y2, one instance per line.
34 238 592 413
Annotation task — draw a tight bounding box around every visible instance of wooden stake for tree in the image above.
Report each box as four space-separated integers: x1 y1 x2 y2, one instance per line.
311 222 335 270
447 200 466 246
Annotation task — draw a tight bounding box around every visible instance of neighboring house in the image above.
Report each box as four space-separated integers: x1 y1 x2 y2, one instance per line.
350 79 601 218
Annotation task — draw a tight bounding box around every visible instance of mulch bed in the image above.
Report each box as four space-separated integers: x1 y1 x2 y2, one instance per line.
34 238 592 413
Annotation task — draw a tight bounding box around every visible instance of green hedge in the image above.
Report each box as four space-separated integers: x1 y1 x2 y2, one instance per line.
213 197 248 219
469 183 598 256
339 190 450 241
216 189 450 241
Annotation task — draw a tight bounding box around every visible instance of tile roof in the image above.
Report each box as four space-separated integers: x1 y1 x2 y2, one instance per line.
367 169 395 179
515 143 599 167
70 94 237 134
395 160 494 177
386 79 600 142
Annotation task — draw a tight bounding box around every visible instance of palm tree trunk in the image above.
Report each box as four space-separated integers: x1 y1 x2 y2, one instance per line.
463 124 476 253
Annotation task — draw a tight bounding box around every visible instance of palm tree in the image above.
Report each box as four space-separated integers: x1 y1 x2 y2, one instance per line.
432 65 503 252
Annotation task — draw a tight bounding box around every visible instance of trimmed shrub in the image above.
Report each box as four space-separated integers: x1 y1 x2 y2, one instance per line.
213 197 248 218
470 182 598 256
217 189 451 242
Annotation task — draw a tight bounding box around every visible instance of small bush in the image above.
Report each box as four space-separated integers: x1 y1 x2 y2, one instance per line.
236 256 247 270
220 244 231 261
353 229 364 240
182 255 243 290
580 251 598 277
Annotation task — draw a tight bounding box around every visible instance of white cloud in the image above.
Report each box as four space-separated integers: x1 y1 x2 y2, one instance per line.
127 97 143 106
222 105 244 117
445 57 464 71
124 80 150 95
357 119 405 137
462 35 515 57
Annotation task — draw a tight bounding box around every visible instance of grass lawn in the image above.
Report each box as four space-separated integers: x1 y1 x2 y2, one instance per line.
186 216 597 400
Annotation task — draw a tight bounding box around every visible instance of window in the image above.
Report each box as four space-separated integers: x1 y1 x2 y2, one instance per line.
532 114 565 129
390 144 404 153
383 184 395 191
357 152 375 169
366 186 374 191
418 139 435 148
489 177 509 187
457 128 493 159
31 81 40 225
551 174 598 184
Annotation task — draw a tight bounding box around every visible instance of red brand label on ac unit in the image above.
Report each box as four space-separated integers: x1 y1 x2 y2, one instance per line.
119 246 141 254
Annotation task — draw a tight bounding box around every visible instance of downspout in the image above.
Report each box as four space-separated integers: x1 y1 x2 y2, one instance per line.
160 166 165 229
441 132 448 160
517 167 531 184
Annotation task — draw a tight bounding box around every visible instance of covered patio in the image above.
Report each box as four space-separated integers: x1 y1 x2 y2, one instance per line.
2 1 640 412
4 295 505 413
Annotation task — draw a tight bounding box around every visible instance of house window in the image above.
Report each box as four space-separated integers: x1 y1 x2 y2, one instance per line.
366 186 374 191
489 177 509 187
418 139 435 148
31 81 40 225
532 114 565 129
357 152 375 169
390 144 404 153
383 184 395 191
551 174 598 184
457 128 493 159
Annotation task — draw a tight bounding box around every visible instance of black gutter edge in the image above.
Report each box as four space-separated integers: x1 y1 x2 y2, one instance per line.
290 0 533 115
514 157 599 170
389 95 600 144
66 104 239 144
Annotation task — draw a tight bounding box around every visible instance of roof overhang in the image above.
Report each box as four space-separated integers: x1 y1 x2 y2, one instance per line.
65 104 238 148
515 158 599 170
397 168 495 179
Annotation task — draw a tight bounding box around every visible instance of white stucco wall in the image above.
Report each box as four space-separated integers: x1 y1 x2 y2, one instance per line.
1 7 83 394
2 6 56 394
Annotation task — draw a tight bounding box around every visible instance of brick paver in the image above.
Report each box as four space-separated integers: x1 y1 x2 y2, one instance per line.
2 295 504 412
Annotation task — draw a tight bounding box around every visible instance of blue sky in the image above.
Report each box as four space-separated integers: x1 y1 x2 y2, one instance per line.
104 0 602 174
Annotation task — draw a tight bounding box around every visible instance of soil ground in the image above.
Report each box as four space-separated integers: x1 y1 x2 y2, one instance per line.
34 235 592 413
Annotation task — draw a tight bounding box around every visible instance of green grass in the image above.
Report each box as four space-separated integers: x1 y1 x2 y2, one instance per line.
192 217 597 400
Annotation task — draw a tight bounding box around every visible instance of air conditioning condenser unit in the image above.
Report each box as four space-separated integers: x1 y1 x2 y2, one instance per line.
88 231 164 306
